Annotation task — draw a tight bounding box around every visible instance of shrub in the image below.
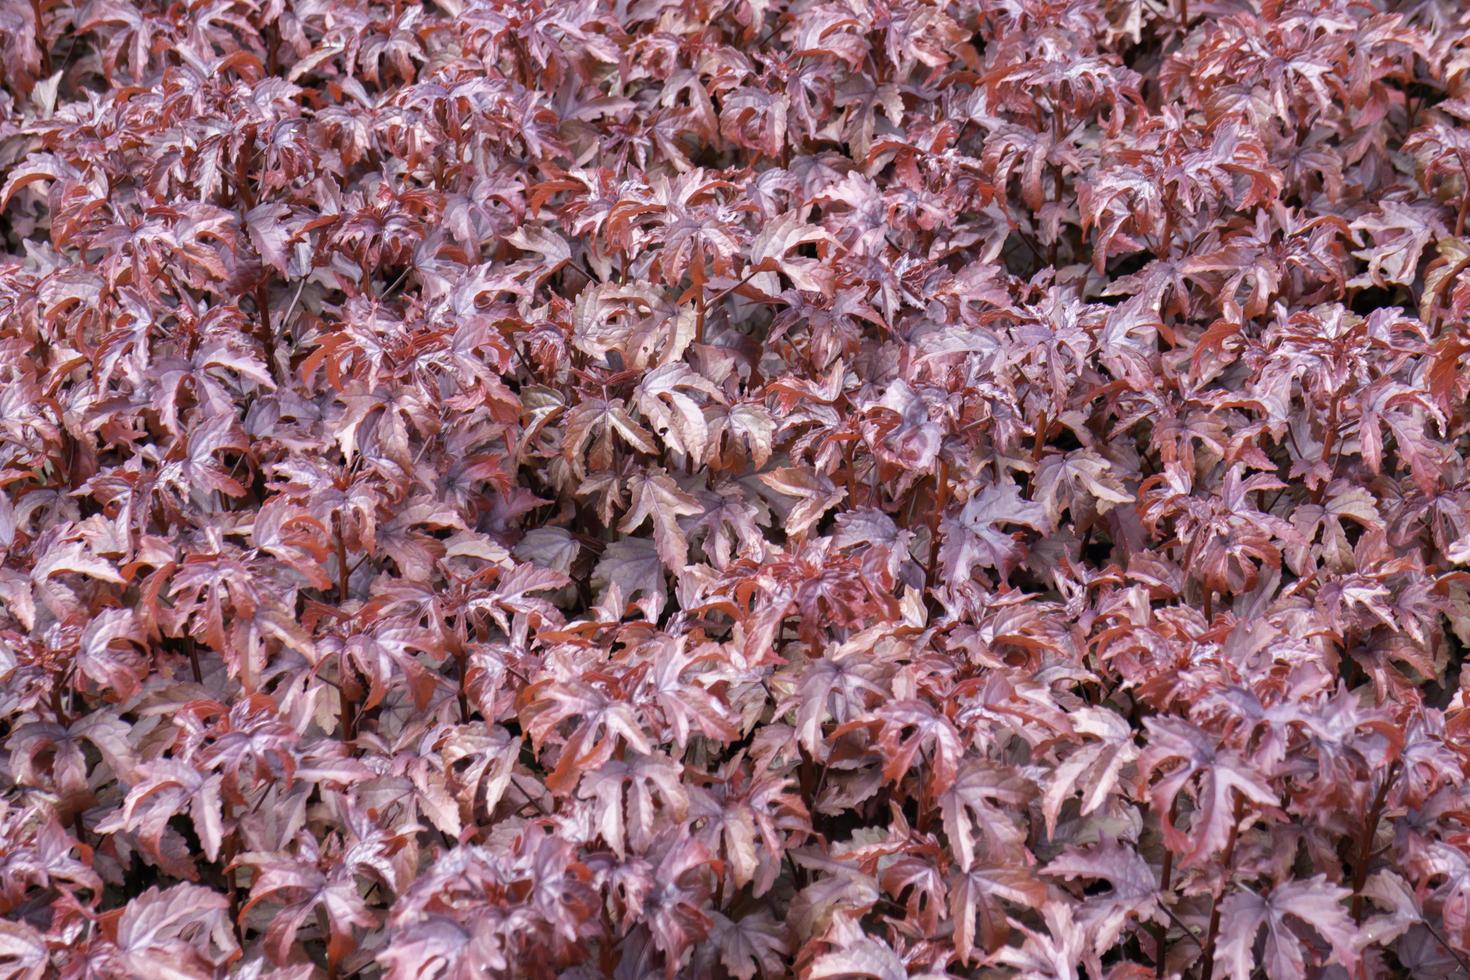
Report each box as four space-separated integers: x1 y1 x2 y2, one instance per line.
2 0 1470 977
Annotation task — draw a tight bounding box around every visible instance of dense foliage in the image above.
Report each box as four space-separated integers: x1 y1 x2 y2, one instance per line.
3 0 1470 976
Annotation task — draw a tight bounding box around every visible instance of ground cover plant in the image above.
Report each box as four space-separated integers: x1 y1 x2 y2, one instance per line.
4 0 1470 976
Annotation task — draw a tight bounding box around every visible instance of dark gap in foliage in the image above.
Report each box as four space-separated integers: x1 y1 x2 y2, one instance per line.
1348 284 1401 318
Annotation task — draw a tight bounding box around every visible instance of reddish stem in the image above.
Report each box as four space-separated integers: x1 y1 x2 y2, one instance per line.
454 638 470 724
338 656 356 740
923 459 950 596
1198 794 1245 980
185 636 202 684
30 0 48 67
695 284 706 346
334 510 350 603
1155 798 1180 978
1351 761 1399 923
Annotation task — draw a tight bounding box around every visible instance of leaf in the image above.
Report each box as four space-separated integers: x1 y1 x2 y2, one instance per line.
0 154 67 212
618 470 702 569
32 539 125 585
939 481 1048 583
238 845 377 967
939 760 1035 872
521 678 654 795
722 402 775 468
77 607 148 701
513 527 582 574
563 397 659 477
577 750 687 858
949 862 1047 964
758 467 846 538
636 362 723 463
592 537 667 622
1139 717 1279 868
990 904 1090 977
709 910 790 980
469 562 569 638
0 920 49 980
114 761 227 863
807 936 908 980
244 202 295 277
1213 877 1361 980
748 210 834 297
108 884 239 980
1040 706 1138 838
507 225 571 286
872 699 963 796
1358 871 1422 948
1348 200 1442 289
1034 451 1133 526
1044 839 1161 955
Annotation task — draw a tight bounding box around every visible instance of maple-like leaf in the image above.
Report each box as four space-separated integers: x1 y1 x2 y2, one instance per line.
748 210 834 298
939 481 1048 583
237 839 379 967
939 760 1035 872
708 910 790 980
636 362 725 464
591 537 667 622
1213 877 1361 980
563 396 659 478
807 933 910 980
990 903 1089 980
520 678 654 795
1349 199 1443 289
1357 871 1422 949
717 402 776 468
32 538 125 586
76 607 149 701
640 829 719 964
618 470 702 569
1040 706 1138 838
949 861 1047 965
0 919 48 980
871 699 964 797
785 642 890 757
1139 717 1279 868
103 883 240 979
1044 839 1161 955
114 759 227 865
758 467 846 539
1033 451 1133 526
578 750 687 858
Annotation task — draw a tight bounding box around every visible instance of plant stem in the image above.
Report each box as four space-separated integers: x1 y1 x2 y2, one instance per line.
843 439 858 505
1421 916 1470 977
334 509 350 603
339 655 356 740
695 282 706 346
30 0 48 67
923 458 950 595
1032 409 1049 462
222 814 241 943
185 636 202 683
455 640 470 724
1351 761 1399 923
1198 794 1245 980
1155 798 1180 978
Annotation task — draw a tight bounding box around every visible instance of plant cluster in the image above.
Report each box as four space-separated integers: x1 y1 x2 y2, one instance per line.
3 0 1470 976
